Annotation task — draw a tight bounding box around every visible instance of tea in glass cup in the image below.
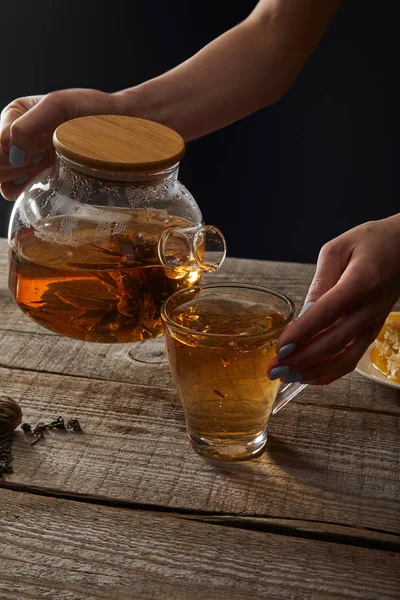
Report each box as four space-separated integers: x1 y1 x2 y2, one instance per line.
162 284 306 460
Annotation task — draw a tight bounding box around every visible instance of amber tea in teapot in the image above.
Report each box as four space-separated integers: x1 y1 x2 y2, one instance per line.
8 116 226 343
9 211 203 343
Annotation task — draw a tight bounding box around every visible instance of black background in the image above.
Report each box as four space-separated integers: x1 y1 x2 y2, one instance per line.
0 0 398 263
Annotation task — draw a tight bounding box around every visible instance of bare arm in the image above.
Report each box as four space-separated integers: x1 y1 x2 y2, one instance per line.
116 0 343 140
1 0 342 198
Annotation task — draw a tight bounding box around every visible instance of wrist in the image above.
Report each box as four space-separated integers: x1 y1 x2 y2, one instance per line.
111 89 133 116
112 87 151 119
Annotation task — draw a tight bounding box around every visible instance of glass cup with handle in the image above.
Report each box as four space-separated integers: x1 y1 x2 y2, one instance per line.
161 283 307 461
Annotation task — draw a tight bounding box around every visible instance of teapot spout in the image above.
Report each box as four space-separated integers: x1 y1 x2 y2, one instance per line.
158 225 226 273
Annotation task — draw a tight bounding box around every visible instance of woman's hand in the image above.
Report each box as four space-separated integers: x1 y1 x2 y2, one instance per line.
268 214 400 385
0 0 343 200
0 89 121 200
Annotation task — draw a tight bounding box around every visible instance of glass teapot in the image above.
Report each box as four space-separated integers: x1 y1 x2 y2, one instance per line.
8 116 226 343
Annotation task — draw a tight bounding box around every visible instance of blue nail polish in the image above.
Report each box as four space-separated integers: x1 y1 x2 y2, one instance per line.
302 380 317 385
9 145 26 167
298 301 314 318
278 343 296 359
269 365 290 381
32 152 44 165
282 371 303 383
13 174 29 185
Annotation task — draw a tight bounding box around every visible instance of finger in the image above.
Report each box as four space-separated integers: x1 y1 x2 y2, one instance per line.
7 97 65 166
1 177 31 201
0 135 50 172
1 106 25 151
273 299 392 375
276 237 354 352
0 148 13 168
7 89 113 167
0 151 54 200
0 144 52 180
0 145 50 183
307 369 353 386
282 326 381 385
0 162 29 182
0 96 45 152
276 256 380 353
304 239 345 305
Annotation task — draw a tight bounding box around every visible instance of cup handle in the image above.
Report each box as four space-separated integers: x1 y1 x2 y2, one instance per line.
272 383 308 415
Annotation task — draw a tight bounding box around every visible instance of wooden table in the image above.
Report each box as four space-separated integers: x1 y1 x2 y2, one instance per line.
0 237 399 600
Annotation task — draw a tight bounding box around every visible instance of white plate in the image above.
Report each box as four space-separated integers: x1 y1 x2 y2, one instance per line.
355 342 400 390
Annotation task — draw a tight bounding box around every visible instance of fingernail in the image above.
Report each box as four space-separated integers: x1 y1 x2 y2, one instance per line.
9 145 26 167
13 174 29 185
298 301 314 318
278 343 296 359
302 380 317 385
32 152 44 165
282 371 303 383
269 365 290 381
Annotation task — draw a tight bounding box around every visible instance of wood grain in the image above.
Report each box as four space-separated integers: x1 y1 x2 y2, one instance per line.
53 115 185 172
1 238 400 539
0 298 399 411
0 366 399 535
0 488 399 600
2 236 400 600
1 238 398 410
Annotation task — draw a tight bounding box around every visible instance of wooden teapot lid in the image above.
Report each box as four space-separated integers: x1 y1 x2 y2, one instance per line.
53 115 185 172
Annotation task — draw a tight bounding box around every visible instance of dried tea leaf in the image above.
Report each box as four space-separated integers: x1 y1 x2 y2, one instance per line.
117 296 139 318
89 243 122 257
93 271 118 290
54 291 115 311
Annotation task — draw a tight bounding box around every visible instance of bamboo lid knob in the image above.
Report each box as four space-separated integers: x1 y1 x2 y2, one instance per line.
53 115 185 172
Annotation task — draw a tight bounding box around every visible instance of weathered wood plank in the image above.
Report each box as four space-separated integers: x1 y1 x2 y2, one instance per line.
0 488 399 600
188 515 400 548
2 238 400 536
1 367 399 535
0 316 399 414
1 235 399 414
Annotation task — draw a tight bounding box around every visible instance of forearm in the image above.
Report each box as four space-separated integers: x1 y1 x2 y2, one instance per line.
115 0 342 141
115 19 286 141
383 212 400 231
